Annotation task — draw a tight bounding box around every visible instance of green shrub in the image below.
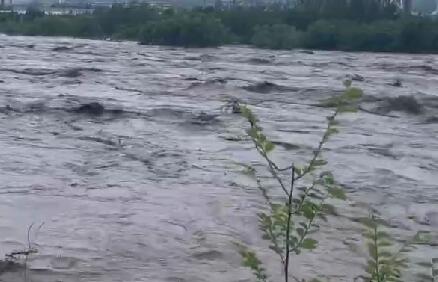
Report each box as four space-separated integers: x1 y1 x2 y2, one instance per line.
251 24 302 50
303 20 341 49
138 14 227 47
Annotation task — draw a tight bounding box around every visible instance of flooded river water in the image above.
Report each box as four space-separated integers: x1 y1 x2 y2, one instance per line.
0 35 437 282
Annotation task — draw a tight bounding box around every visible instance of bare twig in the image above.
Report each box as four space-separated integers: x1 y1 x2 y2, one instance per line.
291 213 316 254
251 136 290 196
295 180 317 214
296 110 339 181
284 166 295 282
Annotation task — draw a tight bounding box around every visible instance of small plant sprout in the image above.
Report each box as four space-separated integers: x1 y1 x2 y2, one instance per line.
237 82 363 282
360 215 410 282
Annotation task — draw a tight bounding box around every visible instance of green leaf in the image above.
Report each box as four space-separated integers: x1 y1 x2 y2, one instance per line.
377 240 393 247
338 105 358 113
247 128 258 138
240 105 251 119
376 231 390 239
302 202 315 219
367 242 377 259
322 172 335 185
343 87 363 100
379 251 393 258
328 186 346 200
327 126 339 136
329 119 339 126
258 133 266 143
302 238 318 250
264 141 275 153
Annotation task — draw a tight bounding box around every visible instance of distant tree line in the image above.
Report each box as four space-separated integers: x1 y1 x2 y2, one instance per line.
0 0 438 53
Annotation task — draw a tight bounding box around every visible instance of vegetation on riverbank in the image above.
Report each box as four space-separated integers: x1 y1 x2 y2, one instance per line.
1 0 438 52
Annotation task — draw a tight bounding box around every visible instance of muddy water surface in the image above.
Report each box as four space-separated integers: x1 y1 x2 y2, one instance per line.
0 35 437 282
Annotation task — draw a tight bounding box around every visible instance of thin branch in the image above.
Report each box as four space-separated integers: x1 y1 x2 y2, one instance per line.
257 178 274 208
256 177 284 264
284 166 295 282
252 138 290 196
294 180 317 214
373 221 380 282
291 276 301 282
291 212 316 254
296 109 339 181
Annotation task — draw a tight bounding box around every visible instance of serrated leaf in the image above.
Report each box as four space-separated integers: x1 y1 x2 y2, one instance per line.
302 238 318 250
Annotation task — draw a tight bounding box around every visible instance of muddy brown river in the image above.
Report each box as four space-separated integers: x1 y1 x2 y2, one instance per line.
0 34 437 282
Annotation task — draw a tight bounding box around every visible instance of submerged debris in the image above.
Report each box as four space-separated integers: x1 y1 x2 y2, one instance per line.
349 73 365 82
59 68 83 78
424 116 438 124
190 112 220 125
221 98 241 114
58 67 102 78
73 102 105 115
52 46 73 52
299 50 315 54
246 57 273 65
0 260 22 274
382 95 424 115
243 81 294 94
244 81 277 93
389 79 402 87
